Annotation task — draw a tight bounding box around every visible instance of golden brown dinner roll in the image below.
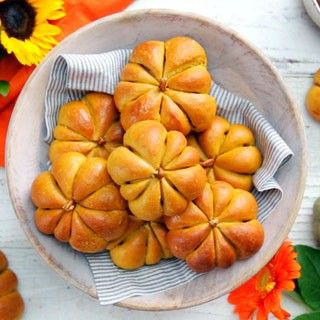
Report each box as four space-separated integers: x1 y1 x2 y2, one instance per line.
306 69 320 121
107 216 172 270
31 152 128 253
49 92 124 163
0 251 24 320
188 116 262 191
114 36 217 134
107 120 207 221
165 181 264 273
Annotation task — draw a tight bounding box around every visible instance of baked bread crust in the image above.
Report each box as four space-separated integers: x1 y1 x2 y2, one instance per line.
31 152 128 253
114 37 216 134
107 120 207 221
0 251 24 320
107 216 172 270
165 181 264 273
188 116 262 191
49 93 124 163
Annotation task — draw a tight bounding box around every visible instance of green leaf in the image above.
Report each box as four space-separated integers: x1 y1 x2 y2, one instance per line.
295 245 320 310
293 311 320 320
0 80 9 97
293 278 310 306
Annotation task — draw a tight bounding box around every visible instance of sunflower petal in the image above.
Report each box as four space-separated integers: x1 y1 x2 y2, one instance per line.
0 0 64 65
47 11 66 20
34 23 62 36
30 36 53 50
29 0 64 11
36 9 65 23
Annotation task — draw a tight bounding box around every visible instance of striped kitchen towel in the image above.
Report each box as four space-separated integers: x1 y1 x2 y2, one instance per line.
44 49 293 305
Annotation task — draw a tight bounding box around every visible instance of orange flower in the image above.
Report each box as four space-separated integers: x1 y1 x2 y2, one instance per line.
228 240 301 320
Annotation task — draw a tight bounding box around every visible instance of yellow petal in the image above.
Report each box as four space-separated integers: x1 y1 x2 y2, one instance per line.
30 36 54 50
34 23 61 36
29 0 64 11
36 9 65 23
47 11 66 20
31 0 65 22
0 0 64 66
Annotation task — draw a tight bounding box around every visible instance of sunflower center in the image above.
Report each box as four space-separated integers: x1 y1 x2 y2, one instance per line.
0 0 36 40
0 44 7 58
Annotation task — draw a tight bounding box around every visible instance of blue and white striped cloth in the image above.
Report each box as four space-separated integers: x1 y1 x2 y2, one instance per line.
44 49 293 305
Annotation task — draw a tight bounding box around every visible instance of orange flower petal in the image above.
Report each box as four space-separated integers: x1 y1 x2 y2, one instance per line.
257 304 268 320
279 280 295 291
228 240 300 320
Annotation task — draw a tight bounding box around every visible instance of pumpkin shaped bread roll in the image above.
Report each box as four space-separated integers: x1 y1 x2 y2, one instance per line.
306 69 320 121
49 93 124 163
165 181 264 273
114 36 217 134
107 216 172 270
188 116 262 191
31 152 128 253
0 251 24 320
107 120 207 221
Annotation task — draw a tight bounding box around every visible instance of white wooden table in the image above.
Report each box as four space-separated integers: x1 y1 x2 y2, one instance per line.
1 0 319 318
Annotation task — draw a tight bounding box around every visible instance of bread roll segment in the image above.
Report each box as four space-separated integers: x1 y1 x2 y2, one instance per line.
107 216 173 270
0 251 24 320
49 93 124 163
189 116 263 191
114 36 217 134
31 152 129 253
107 120 207 221
165 181 264 273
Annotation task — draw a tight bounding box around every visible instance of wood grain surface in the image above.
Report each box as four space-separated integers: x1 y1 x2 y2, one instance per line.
1 0 319 318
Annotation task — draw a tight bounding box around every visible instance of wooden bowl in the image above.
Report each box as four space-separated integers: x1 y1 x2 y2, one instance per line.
303 0 320 28
6 9 307 310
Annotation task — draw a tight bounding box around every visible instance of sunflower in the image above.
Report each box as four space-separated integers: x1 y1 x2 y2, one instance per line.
228 240 301 320
0 0 65 66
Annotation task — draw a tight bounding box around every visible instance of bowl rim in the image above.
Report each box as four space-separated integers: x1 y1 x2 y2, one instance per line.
303 0 320 27
312 0 320 11
6 8 307 310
